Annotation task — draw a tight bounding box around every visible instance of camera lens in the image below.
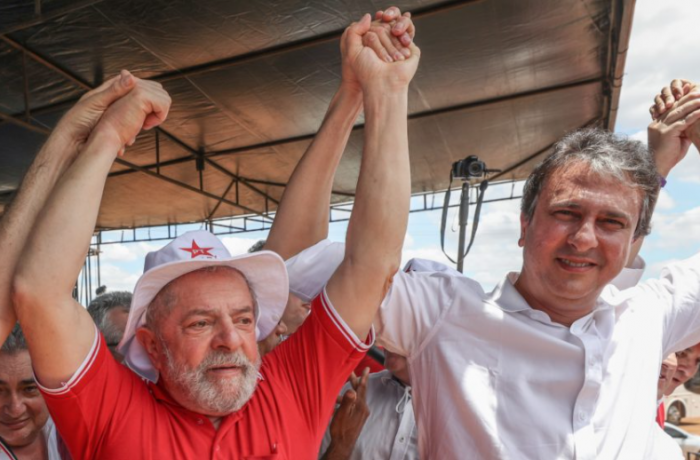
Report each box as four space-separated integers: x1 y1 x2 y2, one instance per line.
468 161 485 176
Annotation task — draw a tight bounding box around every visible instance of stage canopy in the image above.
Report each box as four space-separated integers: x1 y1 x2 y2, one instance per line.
0 0 636 230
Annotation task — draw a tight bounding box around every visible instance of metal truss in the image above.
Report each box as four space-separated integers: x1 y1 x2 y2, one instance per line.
92 179 523 247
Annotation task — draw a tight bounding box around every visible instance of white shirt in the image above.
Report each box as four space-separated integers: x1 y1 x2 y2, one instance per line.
287 240 700 459
319 370 419 460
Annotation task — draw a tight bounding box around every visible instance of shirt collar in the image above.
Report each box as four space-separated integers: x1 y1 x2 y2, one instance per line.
487 272 614 318
486 272 532 313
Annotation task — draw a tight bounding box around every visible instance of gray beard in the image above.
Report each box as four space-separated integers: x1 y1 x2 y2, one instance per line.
161 341 261 414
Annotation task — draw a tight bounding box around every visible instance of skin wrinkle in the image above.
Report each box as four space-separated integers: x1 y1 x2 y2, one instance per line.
137 268 262 423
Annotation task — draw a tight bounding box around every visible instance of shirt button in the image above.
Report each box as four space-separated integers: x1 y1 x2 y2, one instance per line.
215 445 220 452
578 411 586 422
197 419 203 425
399 436 405 443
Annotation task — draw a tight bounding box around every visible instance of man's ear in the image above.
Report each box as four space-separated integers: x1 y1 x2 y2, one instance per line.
518 212 529 248
135 326 163 371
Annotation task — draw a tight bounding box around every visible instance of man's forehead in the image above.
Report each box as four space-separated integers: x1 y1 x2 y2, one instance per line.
543 164 642 211
166 268 254 310
0 351 33 380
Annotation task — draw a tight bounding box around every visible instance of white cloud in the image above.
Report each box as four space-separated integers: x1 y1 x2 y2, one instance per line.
616 0 700 132
98 265 142 292
655 189 676 212
648 206 700 250
99 241 160 263
403 232 416 248
669 145 700 184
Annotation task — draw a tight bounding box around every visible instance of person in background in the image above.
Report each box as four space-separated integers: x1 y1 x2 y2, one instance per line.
0 325 62 460
320 350 417 460
87 291 132 361
250 240 311 335
657 353 678 427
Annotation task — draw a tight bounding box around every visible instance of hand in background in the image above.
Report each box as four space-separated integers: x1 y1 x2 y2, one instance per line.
647 82 700 177
322 368 371 460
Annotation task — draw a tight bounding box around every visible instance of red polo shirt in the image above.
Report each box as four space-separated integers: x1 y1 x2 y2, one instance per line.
40 291 372 459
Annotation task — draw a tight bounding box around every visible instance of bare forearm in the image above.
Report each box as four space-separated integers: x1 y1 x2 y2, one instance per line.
12 132 119 384
16 132 117 301
348 89 410 269
265 84 362 260
328 88 411 336
0 134 77 341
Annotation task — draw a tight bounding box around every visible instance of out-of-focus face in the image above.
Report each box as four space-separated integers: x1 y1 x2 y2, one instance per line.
665 345 700 396
516 162 641 325
257 320 288 356
137 268 261 416
658 353 678 399
105 306 130 362
384 350 410 385
0 351 49 449
281 293 311 335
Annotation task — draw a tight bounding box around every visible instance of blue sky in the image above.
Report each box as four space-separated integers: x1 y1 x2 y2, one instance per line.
92 0 700 297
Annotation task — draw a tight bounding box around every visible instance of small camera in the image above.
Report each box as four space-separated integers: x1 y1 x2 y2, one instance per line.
452 156 486 180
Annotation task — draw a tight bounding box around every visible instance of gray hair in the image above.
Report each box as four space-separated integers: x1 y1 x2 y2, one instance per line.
88 291 132 345
146 266 258 333
521 128 659 238
1 323 27 354
247 240 266 253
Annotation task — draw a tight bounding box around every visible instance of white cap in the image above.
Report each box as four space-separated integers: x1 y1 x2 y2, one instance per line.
117 230 288 382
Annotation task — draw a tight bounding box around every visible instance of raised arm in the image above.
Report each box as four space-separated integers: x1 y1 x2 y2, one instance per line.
0 72 136 343
626 80 700 266
12 78 171 388
264 7 415 260
325 15 420 338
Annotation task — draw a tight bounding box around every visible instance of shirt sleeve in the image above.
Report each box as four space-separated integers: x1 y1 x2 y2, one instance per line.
285 239 345 302
635 252 700 355
375 269 459 358
262 289 373 441
37 328 150 460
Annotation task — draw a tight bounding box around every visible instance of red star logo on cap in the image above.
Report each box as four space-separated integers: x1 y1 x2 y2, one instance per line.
180 240 214 259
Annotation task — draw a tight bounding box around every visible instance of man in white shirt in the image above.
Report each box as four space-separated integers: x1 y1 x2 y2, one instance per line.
268 77 700 459
320 350 418 460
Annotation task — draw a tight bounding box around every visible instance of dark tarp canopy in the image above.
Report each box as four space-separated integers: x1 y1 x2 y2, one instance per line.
0 0 635 230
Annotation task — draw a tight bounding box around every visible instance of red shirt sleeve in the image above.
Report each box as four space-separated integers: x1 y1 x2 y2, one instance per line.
38 329 153 459
260 289 374 436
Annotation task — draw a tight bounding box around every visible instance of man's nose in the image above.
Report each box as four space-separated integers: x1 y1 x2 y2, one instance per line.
568 219 598 252
211 320 244 351
2 394 26 418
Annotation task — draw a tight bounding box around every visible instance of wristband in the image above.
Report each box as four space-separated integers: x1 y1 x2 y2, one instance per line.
658 175 667 188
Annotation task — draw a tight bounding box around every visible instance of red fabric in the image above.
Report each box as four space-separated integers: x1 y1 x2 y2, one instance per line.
656 402 665 428
41 292 371 460
354 352 385 375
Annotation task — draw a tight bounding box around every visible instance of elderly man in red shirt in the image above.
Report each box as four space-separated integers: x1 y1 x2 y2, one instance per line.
9 8 419 460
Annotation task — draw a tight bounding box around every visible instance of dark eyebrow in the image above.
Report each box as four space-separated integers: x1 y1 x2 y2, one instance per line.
0 379 36 386
551 202 631 221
